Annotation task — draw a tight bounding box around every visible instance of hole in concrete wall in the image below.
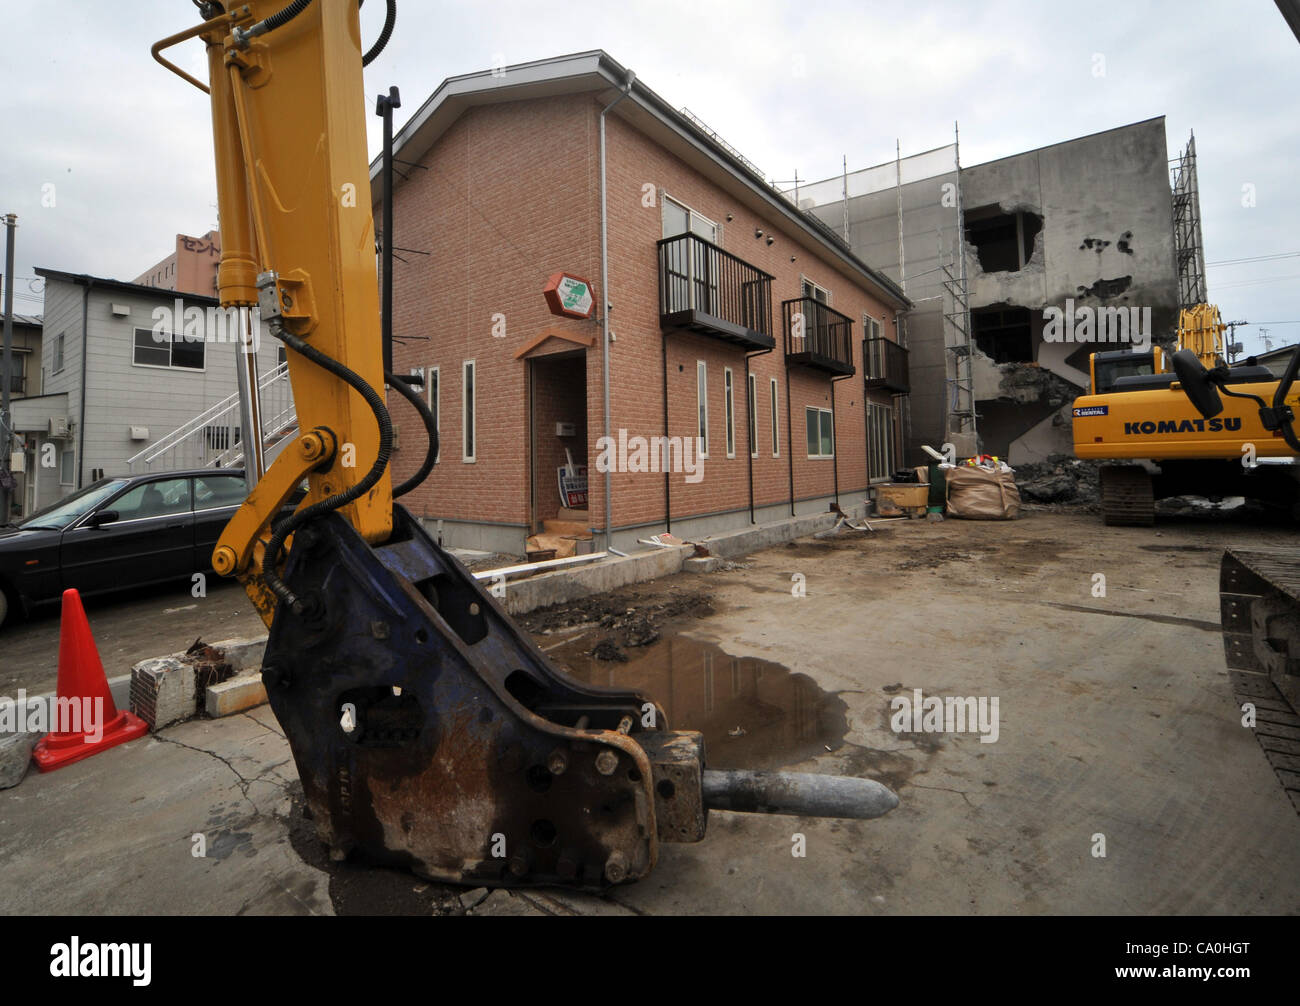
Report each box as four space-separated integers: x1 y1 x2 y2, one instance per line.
965 205 1042 273
972 306 1034 363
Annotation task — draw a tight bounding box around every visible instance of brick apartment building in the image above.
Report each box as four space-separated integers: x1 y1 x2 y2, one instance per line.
373 52 911 554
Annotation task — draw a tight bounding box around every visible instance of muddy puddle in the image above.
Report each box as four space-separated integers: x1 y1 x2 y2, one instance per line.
545 633 849 770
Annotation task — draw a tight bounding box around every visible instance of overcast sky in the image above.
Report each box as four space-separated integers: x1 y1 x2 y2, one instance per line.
2 0 1297 355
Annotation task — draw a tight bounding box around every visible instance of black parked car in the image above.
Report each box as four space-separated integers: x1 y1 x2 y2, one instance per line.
0 468 286 628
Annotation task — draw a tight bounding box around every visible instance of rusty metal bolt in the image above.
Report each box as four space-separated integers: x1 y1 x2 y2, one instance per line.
604 850 628 884
595 749 619 776
509 848 532 878
547 749 568 776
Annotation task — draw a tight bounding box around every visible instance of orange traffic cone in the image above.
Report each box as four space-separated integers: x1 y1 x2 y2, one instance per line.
32 589 148 772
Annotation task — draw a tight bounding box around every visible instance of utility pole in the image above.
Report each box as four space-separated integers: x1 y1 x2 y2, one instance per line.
1 213 16 523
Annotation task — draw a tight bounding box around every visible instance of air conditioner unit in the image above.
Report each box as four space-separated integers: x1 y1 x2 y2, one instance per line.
48 416 70 439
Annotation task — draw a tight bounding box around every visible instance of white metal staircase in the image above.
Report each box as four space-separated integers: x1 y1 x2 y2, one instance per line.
126 361 297 472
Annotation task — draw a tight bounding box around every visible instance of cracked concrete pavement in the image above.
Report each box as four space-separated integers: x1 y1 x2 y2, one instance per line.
1 511 1298 915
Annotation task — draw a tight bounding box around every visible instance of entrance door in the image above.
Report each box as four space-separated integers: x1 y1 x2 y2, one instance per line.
528 352 588 532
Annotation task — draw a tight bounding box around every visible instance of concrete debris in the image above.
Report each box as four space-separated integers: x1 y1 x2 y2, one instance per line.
1013 453 1103 505
0 730 40 790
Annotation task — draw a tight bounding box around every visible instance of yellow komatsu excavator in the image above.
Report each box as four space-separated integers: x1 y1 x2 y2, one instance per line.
151 0 896 891
1072 303 1300 525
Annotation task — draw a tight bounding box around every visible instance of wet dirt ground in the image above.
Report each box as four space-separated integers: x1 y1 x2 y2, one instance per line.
3 507 1299 915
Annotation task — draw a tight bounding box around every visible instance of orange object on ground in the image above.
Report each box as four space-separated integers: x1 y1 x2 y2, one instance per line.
32 589 148 772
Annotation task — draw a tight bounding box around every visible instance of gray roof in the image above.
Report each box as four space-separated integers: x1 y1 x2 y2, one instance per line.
369 50 910 309
34 268 219 306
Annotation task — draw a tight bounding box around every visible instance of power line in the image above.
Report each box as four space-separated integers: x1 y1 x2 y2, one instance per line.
1207 251 1300 267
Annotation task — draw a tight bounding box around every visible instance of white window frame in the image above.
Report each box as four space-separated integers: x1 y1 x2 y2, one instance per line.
769 377 780 457
427 364 440 463
662 193 719 243
59 447 75 486
724 367 735 459
868 402 895 482
696 360 709 459
462 359 476 463
805 406 834 460
131 326 206 372
800 276 831 305
748 372 758 459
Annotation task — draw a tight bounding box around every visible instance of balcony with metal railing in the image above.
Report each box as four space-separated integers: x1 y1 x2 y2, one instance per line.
782 297 855 376
863 337 909 393
657 233 774 351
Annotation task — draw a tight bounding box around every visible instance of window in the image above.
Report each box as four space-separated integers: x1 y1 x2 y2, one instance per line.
868 403 895 482
53 333 65 374
964 205 1042 273
462 360 476 462
696 361 709 458
863 316 886 379
724 368 735 458
194 474 247 510
805 407 834 459
748 372 758 458
59 448 75 486
661 194 718 242
663 195 721 317
972 306 1033 364
427 365 440 463
110 477 191 520
133 327 204 370
800 278 832 348
204 424 240 451
770 377 780 457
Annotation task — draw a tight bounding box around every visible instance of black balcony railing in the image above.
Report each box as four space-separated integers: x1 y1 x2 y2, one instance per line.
657 233 774 351
863 337 909 393
782 297 854 376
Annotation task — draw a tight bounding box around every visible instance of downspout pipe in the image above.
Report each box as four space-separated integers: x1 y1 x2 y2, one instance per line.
77 279 93 489
599 69 635 551
661 332 670 532
829 371 853 507
744 344 773 523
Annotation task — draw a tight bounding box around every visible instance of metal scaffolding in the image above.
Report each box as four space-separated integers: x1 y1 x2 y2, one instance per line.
942 122 976 445
1170 132 1207 309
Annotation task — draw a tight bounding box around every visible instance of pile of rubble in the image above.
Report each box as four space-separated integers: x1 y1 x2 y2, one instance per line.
1012 454 1103 506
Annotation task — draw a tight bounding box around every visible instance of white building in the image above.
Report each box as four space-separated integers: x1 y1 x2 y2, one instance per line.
16 268 286 514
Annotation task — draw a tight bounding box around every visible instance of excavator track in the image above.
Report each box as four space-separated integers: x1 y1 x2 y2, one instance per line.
1219 547 1300 814
1099 465 1155 526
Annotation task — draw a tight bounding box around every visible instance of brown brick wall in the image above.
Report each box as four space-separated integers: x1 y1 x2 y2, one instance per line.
384 92 905 535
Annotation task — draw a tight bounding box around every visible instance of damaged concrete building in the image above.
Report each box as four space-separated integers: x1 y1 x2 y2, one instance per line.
799 117 1184 464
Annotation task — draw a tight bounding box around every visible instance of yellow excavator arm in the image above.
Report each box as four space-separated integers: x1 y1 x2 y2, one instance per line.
155 0 391 624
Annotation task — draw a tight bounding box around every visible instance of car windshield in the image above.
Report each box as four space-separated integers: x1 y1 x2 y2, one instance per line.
17 479 130 531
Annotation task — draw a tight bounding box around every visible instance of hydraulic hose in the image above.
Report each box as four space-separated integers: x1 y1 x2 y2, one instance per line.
362 0 396 66
385 370 439 498
263 327 393 614
233 0 313 46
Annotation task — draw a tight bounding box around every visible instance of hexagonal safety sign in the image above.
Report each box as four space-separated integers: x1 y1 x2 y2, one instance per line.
543 272 596 319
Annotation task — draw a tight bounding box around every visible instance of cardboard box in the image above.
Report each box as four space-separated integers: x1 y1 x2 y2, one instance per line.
914 465 930 485
875 483 930 508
